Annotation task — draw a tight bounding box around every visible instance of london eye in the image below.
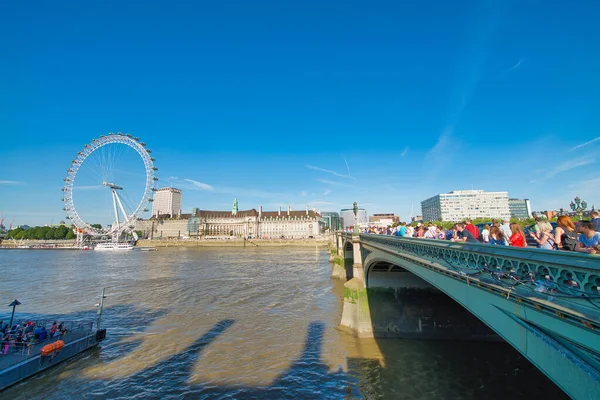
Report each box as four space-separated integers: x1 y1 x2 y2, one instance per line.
61 133 157 244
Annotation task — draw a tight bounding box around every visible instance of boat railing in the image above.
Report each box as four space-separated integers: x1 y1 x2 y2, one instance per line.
0 321 94 370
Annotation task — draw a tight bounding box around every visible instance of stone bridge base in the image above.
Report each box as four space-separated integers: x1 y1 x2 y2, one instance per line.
338 278 374 338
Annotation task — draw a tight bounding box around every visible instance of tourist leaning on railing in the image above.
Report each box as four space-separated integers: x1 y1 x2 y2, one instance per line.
488 226 506 245
575 221 600 254
554 215 578 251
528 221 556 250
509 223 527 247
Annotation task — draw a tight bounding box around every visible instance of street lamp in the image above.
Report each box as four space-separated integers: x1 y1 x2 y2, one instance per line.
569 196 588 221
8 299 21 328
353 202 359 234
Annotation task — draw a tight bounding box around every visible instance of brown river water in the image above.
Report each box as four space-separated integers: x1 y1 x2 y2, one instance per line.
0 246 566 399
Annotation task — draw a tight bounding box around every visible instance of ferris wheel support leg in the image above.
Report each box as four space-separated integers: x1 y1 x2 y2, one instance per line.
114 191 130 229
111 189 120 234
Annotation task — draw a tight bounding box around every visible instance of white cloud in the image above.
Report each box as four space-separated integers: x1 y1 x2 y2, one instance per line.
569 177 600 188
305 164 354 179
570 136 600 151
503 58 524 75
316 179 353 188
300 191 307 197
183 179 214 191
546 159 596 178
401 147 408 157
0 180 22 185
323 189 332 196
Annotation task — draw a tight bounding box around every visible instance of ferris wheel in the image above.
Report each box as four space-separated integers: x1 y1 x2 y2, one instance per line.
61 133 158 240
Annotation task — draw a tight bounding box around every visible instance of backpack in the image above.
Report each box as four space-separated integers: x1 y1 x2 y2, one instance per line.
561 229 578 251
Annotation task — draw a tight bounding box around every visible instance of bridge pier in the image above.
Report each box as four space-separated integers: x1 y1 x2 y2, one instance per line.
352 235 363 281
336 234 343 256
339 277 374 338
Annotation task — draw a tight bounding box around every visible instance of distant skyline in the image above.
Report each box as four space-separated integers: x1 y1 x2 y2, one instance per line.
1 1 599 227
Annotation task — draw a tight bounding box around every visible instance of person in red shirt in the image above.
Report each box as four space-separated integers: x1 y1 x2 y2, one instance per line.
509 222 527 247
464 219 480 241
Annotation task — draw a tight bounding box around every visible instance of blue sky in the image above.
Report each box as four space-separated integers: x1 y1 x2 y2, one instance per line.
1 1 599 227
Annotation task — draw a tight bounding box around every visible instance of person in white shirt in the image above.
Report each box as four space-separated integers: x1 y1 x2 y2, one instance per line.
481 224 490 243
500 219 512 246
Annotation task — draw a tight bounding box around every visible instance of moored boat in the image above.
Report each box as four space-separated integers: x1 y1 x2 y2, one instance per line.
94 242 134 251
0 289 108 391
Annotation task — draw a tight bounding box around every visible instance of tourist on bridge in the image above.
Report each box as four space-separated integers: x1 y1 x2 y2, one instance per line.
500 219 512 246
481 224 491 243
575 221 600 254
554 216 578 251
591 211 600 232
529 221 556 250
509 223 527 247
451 223 479 243
464 219 480 240
488 226 506 245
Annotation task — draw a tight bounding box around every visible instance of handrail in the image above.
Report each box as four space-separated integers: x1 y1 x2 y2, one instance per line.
359 234 600 296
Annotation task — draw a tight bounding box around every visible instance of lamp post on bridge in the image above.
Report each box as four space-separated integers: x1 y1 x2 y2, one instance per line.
353 201 359 234
8 299 21 328
569 196 587 221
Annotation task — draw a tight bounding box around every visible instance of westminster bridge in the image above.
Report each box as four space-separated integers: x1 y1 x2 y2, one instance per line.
333 232 600 400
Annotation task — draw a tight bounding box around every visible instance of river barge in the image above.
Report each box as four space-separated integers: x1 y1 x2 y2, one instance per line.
0 289 107 391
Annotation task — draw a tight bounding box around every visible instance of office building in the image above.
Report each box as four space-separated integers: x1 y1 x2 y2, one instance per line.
421 190 511 222
509 198 532 219
340 208 368 228
152 187 182 218
369 213 400 226
321 212 342 231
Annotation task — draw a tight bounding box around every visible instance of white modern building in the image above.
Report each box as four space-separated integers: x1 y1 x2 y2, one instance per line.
340 208 368 228
421 190 511 222
152 187 182 218
509 198 533 219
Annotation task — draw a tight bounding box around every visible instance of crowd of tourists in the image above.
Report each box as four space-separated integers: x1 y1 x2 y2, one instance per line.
357 211 600 254
1 320 68 355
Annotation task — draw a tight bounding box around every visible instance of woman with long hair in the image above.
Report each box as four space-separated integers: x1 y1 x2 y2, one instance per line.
509 223 526 247
529 221 556 250
489 226 505 245
554 215 578 251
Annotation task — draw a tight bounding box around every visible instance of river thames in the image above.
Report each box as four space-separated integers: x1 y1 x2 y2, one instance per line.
0 246 566 399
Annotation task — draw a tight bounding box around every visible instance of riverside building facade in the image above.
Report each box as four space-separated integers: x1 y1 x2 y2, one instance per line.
136 201 324 239
421 190 511 222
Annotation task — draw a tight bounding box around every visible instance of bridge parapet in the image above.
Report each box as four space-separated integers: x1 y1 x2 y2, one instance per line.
361 234 600 296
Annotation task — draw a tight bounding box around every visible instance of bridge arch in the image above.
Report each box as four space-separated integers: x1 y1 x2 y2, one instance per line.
342 240 354 279
365 258 434 290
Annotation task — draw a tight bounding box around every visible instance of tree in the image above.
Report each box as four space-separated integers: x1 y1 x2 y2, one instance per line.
65 229 76 240
90 224 102 229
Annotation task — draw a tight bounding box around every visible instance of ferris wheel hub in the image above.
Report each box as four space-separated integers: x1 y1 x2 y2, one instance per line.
103 181 123 190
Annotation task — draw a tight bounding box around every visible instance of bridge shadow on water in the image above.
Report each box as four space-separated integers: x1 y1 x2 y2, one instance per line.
0 300 570 399
363 289 570 399
3 315 360 399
